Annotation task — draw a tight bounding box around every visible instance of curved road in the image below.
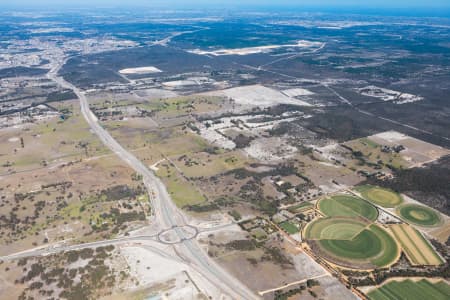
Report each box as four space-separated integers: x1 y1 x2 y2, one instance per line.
47 60 258 300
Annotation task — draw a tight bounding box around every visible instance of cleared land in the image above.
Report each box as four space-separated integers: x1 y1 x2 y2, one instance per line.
343 137 409 170
356 185 403 208
305 217 399 269
397 204 442 227
390 224 444 266
156 162 206 207
318 195 378 221
0 100 109 174
368 131 450 167
0 100 151 255
118 66 162 74
204 84 312 108
172 150 250 178
367 279 450 300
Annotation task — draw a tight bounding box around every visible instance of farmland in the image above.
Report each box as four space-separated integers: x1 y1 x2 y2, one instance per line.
397 204 442 227
279 221 300 234
356 185 403 208
304 217 399 269
318 194 378 221
287 201 314 213
304 217 367 241
390 224 444 266
2 8 450 300
367 279 450 300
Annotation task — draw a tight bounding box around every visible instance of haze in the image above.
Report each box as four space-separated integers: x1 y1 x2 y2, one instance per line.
4 0 450 8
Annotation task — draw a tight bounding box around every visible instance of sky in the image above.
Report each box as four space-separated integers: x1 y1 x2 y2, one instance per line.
2 0 450 17
3 0 450 8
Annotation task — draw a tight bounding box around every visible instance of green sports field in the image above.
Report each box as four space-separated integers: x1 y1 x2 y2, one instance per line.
287 201 314 213
304 217 399 269
356 185 403 208
397 204 442 227
318 195 378 221
279 221 299 234
367 279 450 300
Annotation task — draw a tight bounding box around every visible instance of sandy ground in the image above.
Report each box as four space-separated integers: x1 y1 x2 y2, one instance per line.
162 77 216 89
196 112 305 150
121 245 186 286
368 131 450 167
197 121 236 150
205 85 312 109
377 209 402 224
134 88 178 99
188 40 324 56
282 88 315 97
244 136 297 162
119 242 223 299
119 66 162 74
356 86 423 104
318 275 360 300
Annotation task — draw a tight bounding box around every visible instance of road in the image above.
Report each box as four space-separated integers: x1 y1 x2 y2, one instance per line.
239 60 450 145
43 58 258 300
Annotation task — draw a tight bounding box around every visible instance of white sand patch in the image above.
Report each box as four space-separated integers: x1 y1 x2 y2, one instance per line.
135 88 178 99
292 252 327 279
318 275 360 300
356 86 423 104
377 209 402 224
195 112 308 150
370 130 408 143
319 183 343 194
198 227 248 244
189 40 323 56
8 137 19 142
282 88 315 97
162 77 215 88
149 159 165 172
205 85 312 108
122 246 186 286
29 27 74 33
162 80 198 87
318 161 340 168
119 66 162 74
244 137 297 162
274 20 383 29
314 143 340 159
368 131 450 167
197 122 236 150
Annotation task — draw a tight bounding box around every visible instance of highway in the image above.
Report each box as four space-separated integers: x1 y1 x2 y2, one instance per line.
44 59 258 300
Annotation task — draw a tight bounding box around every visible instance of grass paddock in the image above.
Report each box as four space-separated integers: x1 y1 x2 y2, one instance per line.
318 194 378 221
356 185 403 208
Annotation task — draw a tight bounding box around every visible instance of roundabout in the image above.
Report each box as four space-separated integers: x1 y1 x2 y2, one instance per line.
157 225 198 244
